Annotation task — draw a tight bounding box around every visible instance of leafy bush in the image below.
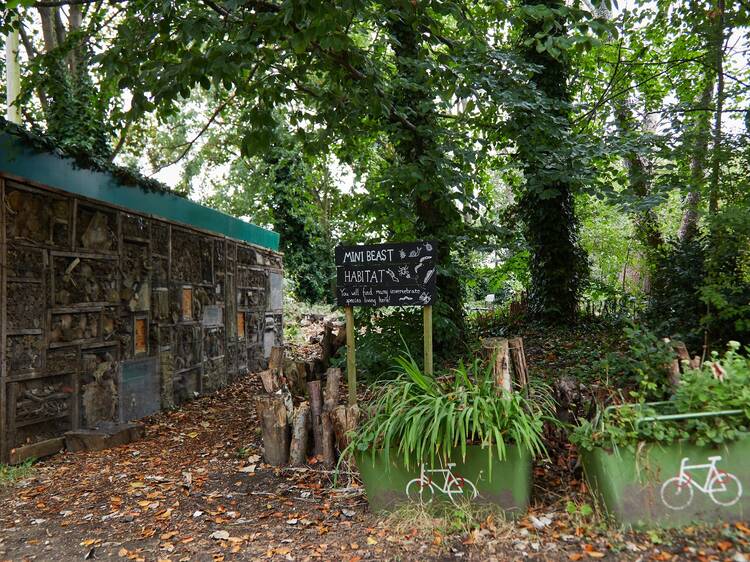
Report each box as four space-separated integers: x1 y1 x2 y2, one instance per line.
647 237 706 349
584 324 675 401
571 342 750 451
347 352 555 473
701 205 750 345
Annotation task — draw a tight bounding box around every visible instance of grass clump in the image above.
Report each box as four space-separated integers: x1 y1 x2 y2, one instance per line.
0 458 35 485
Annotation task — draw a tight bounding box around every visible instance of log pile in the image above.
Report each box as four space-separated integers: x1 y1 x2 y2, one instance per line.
254 345 358 468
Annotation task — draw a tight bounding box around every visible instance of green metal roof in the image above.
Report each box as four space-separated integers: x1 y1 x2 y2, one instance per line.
0 130 279 251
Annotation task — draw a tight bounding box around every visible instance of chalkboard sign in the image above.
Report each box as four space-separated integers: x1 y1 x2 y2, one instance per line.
335 241 437 307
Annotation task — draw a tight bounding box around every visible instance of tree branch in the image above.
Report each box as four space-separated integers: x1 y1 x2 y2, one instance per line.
34 0 125 6
149 93 238 176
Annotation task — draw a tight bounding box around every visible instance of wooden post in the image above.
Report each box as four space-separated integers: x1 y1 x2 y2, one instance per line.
345 306 356 405
423 305 433 376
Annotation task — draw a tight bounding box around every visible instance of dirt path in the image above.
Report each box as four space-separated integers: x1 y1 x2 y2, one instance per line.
0 374 747 561
0 377 435 561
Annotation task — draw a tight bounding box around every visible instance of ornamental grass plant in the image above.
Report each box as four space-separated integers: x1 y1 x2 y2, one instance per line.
347 350 555 474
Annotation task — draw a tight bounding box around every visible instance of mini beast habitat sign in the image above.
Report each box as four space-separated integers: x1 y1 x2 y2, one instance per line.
335 241 437 307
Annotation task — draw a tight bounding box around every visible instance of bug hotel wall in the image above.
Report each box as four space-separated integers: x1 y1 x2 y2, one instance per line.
0 141 283 464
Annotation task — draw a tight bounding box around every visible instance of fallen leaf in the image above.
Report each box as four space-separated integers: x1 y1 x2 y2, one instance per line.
568 555 583 561
210 530 230 541
717 541 732 552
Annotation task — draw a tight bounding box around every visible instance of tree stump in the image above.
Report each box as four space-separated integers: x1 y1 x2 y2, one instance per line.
508 337 529 391
255 395 289 466
321 412 336 467
307 380 323 456
268 345 284 372
259 369 280 394
482 337 512 393
323 368 341 412
289 402 310 466
331 404 360 453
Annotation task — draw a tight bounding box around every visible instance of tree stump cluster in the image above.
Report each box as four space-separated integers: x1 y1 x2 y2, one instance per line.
254 330 358 468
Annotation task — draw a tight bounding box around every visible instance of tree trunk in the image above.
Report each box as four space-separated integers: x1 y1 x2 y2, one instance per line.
709 0 725 216
289 402 310 466
516 0 588 323
255 395 289 466
678 78 714 242
613 99 663 250
387 5 466 347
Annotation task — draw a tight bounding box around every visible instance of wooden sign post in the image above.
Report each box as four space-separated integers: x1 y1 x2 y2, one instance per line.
423 305 433 376
345 306 357 405
335 241 437 402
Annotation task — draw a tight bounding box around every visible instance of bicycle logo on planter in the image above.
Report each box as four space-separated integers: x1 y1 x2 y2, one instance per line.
405 463 479 506
660 455 743 510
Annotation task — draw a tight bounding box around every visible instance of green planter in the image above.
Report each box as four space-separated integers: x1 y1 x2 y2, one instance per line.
582 430 750 528
356 445 531 514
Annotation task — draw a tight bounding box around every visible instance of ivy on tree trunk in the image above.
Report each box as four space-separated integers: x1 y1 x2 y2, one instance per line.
515 0 588 323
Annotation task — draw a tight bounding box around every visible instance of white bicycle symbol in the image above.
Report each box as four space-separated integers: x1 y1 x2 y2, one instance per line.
660 455 743 510
405 463 479 506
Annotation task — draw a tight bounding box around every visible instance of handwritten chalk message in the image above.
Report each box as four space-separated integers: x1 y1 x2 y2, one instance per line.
335 241 437 307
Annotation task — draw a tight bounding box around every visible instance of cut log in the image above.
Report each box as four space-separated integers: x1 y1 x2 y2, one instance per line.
331 404 360 453
283 359 307 397
258 369 280 394
321 412 335 467
333 325 347 348
307 380 324 456
482 337 512 393
320 323 334 367
323 368 341 412
268 345 284 372
664 338 691 387
255 395 289 466
289 402 311 466
672 341 690 362
508 337 529 391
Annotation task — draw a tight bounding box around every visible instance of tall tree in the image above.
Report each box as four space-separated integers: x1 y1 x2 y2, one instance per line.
514 0 589 322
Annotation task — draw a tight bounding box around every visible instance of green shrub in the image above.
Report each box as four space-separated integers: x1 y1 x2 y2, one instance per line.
347 352 555 474
571 342 750 451
584 324 675 401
